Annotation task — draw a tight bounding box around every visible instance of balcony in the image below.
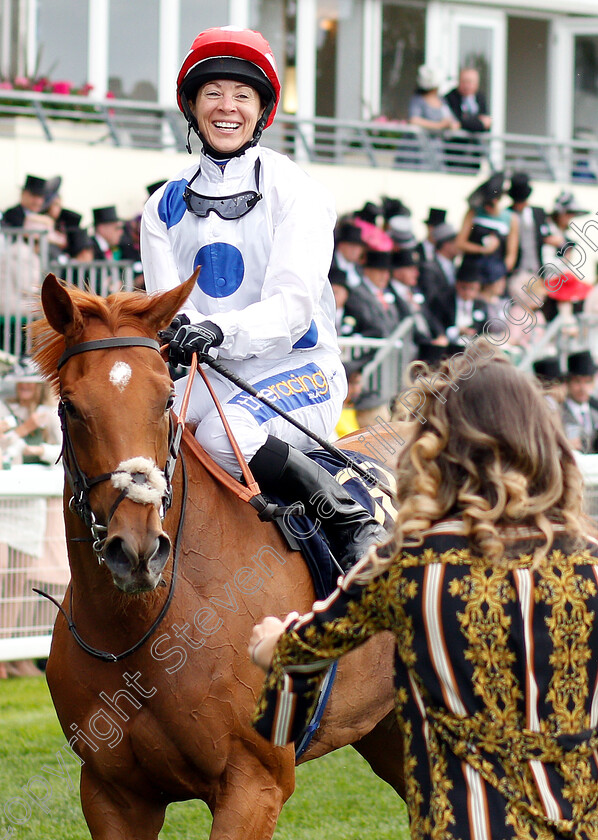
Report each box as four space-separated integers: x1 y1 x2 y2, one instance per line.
0 90 597 185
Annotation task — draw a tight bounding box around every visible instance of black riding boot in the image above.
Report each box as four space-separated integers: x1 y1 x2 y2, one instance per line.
249 435 386 572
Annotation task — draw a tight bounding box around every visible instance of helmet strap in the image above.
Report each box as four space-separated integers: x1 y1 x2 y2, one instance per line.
186 123 193 155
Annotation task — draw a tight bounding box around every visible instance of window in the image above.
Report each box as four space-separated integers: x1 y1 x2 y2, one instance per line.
179 0 229 66
381 1 426 121
35 0 89 87
108 0 159 100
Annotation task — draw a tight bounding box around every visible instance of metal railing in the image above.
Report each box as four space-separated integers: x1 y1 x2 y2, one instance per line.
0 227 136 357
1 90 598 183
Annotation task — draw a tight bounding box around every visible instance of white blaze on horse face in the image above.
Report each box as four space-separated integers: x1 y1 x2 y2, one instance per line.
109 361 132 392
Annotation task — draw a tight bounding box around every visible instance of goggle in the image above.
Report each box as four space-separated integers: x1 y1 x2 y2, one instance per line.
183 158 262 220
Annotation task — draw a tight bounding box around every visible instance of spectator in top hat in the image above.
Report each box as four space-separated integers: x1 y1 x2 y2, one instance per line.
389 249 441 343
55 208 83 236
444 68 491 132
417 222 460 303
90 205 124 261
1 175 47 228
344 249 400 339
386 214 418 252
533 356 567 415
561 350 598 453
416 207 446 263
328 266 355 336
428 259 491 341
508 172 557 275
456 171 519 284
66 228 95 261
330 221 366 290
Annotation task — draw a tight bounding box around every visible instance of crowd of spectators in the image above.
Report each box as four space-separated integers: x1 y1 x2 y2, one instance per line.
329 171 598 442
0 172 167 293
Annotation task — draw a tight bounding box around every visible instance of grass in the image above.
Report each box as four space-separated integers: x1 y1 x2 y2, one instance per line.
0 676 409 839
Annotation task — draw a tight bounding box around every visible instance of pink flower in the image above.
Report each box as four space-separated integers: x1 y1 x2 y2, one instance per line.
0 81 12 90
32 80 48 92
13 76 30 89
52 81 72 94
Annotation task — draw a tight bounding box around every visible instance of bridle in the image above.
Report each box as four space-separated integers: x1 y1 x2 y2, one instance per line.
34 335 187 663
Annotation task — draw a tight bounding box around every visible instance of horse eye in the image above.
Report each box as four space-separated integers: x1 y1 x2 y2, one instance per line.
165 393 175 411
61 399 79 420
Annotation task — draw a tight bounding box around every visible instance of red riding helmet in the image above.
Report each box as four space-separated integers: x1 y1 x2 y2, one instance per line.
177 26 281 142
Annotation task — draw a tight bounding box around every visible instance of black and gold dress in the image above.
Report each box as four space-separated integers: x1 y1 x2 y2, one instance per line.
253 520 598 839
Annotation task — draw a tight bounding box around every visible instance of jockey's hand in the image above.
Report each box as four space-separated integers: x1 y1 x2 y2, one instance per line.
168 321 224 367
158 313 190 346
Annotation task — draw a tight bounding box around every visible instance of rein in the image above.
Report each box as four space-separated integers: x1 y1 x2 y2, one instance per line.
36 335 189 662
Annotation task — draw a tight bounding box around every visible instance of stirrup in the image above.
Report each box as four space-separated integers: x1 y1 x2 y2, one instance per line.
249 494 306 552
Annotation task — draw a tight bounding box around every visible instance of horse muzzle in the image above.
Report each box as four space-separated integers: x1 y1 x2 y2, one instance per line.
101 458 172 593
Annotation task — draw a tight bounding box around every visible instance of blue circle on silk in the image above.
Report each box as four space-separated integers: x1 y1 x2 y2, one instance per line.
193 243 245 298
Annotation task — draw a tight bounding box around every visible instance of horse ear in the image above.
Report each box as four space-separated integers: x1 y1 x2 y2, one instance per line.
143 269 199 334
41 274 85 339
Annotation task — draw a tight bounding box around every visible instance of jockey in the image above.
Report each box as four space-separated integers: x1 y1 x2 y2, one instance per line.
140 26 385 571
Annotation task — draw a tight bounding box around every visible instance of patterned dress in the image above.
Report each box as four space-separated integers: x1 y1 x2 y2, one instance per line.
253 520 598 839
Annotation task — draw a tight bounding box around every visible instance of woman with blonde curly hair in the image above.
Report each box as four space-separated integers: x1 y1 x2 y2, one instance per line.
249 353 598 839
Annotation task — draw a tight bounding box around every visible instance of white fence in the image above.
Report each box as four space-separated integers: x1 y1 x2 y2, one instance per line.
0 465 67 662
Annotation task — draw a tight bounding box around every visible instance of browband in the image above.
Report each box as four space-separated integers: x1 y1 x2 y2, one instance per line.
57 337 161 370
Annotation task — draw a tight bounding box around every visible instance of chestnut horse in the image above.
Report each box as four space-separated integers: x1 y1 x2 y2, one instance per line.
31 273 404 840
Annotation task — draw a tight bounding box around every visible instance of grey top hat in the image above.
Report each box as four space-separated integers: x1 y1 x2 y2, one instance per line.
433 222 458 247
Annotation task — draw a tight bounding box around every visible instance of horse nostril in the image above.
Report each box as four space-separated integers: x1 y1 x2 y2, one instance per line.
148 535 171 575
103 537 132 578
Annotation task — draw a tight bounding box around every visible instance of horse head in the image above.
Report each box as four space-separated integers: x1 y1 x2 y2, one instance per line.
32 272 196 594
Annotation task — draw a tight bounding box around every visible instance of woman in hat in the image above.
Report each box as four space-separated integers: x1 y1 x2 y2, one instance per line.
408 66 459 132
0 369 61 466
140 26 384 571
250 354 598 840
456 171 519 284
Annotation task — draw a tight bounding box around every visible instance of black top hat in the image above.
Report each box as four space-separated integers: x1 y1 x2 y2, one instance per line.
467 172 505 209
363 249 392 270
66 227 95 258
567 350 598 378
93 205 121 225
423 207 446 226
414 342 464 367
328 266 350 289
533 356 563 382
381 196 411 222
23 175 47 196
335 222 364 245
146 180 167 197
57 208 83 229
456 257 482 283
391 248 419 269
355 202 381 226
508 172 532 202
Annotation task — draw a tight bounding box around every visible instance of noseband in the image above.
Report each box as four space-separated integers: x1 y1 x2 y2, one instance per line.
57 337 179 557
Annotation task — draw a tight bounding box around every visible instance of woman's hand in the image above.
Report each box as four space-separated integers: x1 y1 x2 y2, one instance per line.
248 611 300 671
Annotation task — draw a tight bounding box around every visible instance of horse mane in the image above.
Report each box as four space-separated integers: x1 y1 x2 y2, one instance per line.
31 285 159 393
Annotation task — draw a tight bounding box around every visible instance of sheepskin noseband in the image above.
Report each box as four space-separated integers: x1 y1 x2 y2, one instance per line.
111 457 168 507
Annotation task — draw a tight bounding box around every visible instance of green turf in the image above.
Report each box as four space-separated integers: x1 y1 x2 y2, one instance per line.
0 676 409 839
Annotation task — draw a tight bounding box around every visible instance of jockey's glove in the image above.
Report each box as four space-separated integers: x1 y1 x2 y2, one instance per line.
168 321 224 367
158 313 190 345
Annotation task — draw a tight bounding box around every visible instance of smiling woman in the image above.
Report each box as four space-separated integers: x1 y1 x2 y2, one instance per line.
140 25 386 573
